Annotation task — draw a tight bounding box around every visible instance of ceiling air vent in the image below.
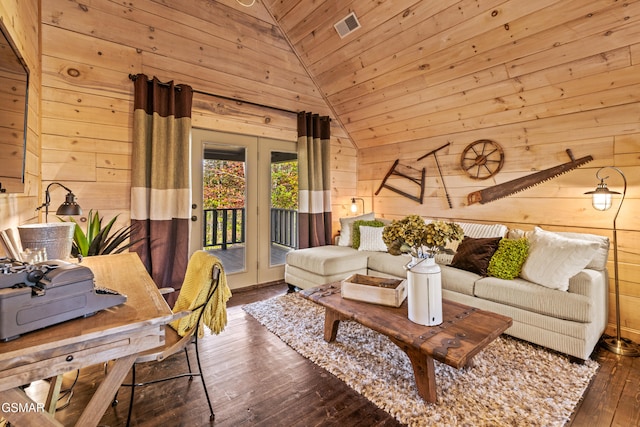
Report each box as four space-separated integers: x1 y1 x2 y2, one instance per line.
334 12 361 39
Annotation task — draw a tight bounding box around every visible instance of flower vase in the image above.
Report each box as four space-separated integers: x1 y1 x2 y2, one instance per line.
406 256 442 326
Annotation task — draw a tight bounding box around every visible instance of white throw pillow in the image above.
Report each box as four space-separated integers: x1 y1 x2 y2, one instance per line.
520 227 600 291
357 226 388 252
338 212 375 247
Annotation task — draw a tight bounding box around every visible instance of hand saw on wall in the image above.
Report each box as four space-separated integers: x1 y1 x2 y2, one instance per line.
375 142 452 207
466 149 593 205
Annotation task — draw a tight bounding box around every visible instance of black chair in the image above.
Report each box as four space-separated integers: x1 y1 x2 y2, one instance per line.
113 252 224 426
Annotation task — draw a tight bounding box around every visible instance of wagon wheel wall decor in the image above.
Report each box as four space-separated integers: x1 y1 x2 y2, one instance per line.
460 139 505 180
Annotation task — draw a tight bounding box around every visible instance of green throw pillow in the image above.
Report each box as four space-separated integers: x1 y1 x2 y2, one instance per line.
487 238 530 280
352 220 385 249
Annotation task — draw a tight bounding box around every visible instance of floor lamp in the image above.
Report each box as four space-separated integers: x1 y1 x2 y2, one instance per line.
585 166 640 356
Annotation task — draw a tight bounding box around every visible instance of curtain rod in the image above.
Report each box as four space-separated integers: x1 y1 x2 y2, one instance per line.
128 73 298 115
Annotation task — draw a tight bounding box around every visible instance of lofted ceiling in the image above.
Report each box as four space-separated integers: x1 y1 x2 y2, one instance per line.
229 0 637 151
45 0 633 152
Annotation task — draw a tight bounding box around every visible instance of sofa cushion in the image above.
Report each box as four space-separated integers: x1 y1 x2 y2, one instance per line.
436 221 508 265
449 236 502 276
474 277 592 322
338 212 375 247
520 227 600 291
441 265 478 296
508 228 609 271
554 231 609 271
357 226 388 252
285 264 368 288
366 252 410 278
285 246 369 275
487 238 529 280
352 220 385 249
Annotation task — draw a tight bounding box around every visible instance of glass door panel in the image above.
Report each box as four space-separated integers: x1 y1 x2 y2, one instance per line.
269 151 298 267
202 144 246 274
191 129 257 288
191 130 296 288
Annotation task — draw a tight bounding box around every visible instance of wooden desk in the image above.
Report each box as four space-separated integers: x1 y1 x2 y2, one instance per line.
0 253 173 426
301 282 512 403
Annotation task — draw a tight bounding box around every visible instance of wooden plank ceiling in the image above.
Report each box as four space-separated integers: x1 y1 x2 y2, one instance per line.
249 0 638 150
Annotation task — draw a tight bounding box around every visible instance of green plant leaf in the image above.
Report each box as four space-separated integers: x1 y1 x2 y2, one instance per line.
70 217 90 257
60 210 147 257
87 210 102 244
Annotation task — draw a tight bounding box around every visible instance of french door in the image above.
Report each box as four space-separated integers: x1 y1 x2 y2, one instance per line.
190 129 297 289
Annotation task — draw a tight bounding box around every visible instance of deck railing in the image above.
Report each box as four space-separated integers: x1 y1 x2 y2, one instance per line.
271 208 298 249
203 208 297 250
203 208 245 250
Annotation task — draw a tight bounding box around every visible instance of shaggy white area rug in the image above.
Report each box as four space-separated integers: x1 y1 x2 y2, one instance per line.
243 293 599 427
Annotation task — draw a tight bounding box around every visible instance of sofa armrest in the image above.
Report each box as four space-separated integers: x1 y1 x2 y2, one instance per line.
567 269 607 298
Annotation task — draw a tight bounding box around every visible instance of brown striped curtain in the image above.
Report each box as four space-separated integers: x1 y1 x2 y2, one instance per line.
130 74 193 305
297 112 332 248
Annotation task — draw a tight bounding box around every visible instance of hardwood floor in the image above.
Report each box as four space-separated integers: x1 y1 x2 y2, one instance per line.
24 283 640 426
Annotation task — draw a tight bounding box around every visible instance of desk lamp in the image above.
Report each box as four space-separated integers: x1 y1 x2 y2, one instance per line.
36 182 83 222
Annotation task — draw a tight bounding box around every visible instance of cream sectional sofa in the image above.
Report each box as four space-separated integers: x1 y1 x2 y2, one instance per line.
285 218 609 361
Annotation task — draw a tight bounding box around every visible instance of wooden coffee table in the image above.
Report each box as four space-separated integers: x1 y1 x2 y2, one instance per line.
300 282 512 403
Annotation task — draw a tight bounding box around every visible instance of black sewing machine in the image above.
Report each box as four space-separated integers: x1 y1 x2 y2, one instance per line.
0 258 127 341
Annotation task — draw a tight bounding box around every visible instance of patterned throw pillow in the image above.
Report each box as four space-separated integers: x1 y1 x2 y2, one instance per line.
357 226 388 252
338 212 375 247
520 227 599 291
351 220 385 249
487 238 530 280
450 236 502 276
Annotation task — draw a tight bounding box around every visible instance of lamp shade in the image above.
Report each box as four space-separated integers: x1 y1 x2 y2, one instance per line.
56 191 83 216
36 182 83 222
350 197 364 214
584 179 619 211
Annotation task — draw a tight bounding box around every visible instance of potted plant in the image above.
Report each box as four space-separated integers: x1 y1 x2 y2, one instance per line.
382 215 463 259
382 215 463 326
62 210 145 258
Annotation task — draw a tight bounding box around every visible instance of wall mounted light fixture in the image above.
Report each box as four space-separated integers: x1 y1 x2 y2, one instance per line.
350 197 365 214
585 166 639 356
36 182 83 222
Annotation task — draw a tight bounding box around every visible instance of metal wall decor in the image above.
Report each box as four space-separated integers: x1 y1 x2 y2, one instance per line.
375 160 426 204
375 142 452 207
467 149 593 205
417 142 453 208
460 139 504 180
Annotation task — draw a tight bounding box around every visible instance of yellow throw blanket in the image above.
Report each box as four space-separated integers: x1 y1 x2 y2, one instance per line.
169 251 232 337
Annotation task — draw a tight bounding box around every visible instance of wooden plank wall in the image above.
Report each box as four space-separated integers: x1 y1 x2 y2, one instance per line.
38 0 356 235
0 0 40 230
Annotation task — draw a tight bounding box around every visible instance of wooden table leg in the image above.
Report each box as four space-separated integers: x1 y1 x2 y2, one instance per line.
403 347 437 403
324 308 341 342
324 308 349 342
45 375 64 414
74 353 137 427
